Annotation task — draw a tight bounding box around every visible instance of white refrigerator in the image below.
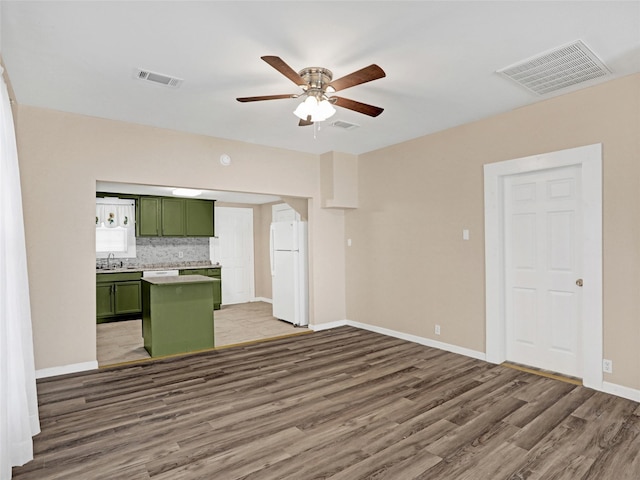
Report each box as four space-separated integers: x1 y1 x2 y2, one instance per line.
270 220 308 327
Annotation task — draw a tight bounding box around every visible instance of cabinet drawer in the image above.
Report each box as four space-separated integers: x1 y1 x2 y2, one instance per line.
97 271 142 283
179 269 206 276
205 268 221 278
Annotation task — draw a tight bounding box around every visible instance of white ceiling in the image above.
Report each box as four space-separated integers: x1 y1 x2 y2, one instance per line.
2 1 639 157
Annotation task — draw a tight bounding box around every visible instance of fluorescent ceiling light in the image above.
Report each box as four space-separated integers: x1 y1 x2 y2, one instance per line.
172 188 202 197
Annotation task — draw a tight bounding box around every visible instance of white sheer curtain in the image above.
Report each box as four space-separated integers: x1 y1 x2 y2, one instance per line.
96 202 135 228
0 66 40 479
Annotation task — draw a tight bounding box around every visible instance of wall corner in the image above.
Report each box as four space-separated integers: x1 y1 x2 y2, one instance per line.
319 151 358 209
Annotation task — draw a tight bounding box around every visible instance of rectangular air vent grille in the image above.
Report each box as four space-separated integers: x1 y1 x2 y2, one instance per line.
497 40 611 96
331 120 359 130
135 68 183 88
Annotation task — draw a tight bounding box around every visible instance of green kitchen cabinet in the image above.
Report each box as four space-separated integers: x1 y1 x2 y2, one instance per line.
96 283 115 317
136 195 214 237
161 198 186 236
180 267 221 309
138 196 161 236
142 276 215 357
114 281 142 314
96 272 142 323
185 199 215 237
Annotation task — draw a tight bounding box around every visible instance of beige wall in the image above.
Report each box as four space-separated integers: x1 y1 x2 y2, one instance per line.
346 73 640 390
14 71 640 393
15 107 347 370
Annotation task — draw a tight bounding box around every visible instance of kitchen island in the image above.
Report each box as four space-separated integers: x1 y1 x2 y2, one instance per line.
142 274 215 357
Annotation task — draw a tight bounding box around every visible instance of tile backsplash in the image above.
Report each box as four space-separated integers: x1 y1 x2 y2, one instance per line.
98 237 210 268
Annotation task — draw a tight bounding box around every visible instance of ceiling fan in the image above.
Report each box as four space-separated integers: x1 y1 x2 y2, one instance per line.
237 56 386 126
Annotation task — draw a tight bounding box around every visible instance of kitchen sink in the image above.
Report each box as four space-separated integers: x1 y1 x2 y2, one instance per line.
96 265 139 271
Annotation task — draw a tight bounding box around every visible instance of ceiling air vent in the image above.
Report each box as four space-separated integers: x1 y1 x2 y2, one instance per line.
134 68 183 88
496 40 611 96
330 120 359 130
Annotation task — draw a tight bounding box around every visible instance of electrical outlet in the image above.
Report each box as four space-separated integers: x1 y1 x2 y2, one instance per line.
602 359 613 374
178 251 184 258
435 325 441 335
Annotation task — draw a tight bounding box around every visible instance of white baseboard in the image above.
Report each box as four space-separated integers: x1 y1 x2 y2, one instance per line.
36 361 98 379
310 319 486 361
347 320 487 361
601 381 640 402
310 320 349 331
252 297 272 304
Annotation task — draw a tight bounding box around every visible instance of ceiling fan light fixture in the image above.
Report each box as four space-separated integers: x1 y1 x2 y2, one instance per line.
293 95 336 122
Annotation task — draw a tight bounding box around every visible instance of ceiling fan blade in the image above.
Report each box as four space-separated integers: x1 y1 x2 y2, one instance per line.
328 64 386 92
236 94 296 102
332 96 384 117
261 56 307 87
299 115 313 127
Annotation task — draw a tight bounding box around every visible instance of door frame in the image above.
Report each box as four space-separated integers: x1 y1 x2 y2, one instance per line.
484 143 602 390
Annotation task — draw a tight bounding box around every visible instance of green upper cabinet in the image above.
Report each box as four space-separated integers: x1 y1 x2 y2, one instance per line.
186 199 214 237
136 195 215 237
138 197 160 236
161 198 186 236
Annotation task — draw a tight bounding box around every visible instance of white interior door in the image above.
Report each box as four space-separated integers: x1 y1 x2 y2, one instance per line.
504 165 583 377
214 207 254 305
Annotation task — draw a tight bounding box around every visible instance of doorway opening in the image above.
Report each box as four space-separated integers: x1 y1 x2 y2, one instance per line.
95 181 311 366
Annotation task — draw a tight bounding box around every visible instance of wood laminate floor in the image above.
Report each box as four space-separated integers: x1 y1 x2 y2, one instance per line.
15 327 640 479
97 301 304 366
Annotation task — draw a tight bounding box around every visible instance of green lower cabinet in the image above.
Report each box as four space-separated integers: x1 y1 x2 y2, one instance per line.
96 272 142 323
114 281 142 315
142 279 215 357
96 283 115 317
179 268 221 309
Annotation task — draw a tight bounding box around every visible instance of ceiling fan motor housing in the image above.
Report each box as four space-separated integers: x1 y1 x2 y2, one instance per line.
299 67 334 96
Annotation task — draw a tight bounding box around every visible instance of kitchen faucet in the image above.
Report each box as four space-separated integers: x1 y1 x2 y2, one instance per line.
107 252 115 270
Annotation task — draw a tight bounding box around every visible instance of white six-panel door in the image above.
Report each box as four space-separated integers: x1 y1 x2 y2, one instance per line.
214 207 255 305
504 165 582 377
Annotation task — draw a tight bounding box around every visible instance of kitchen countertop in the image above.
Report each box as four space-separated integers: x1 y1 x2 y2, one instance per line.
142 274 214 285
96 262 221 274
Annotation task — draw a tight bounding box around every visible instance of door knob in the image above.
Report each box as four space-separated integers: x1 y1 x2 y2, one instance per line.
576 278 583 287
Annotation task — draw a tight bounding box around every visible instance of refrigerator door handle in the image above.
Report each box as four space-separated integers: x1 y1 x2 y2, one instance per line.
270 223 276 276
